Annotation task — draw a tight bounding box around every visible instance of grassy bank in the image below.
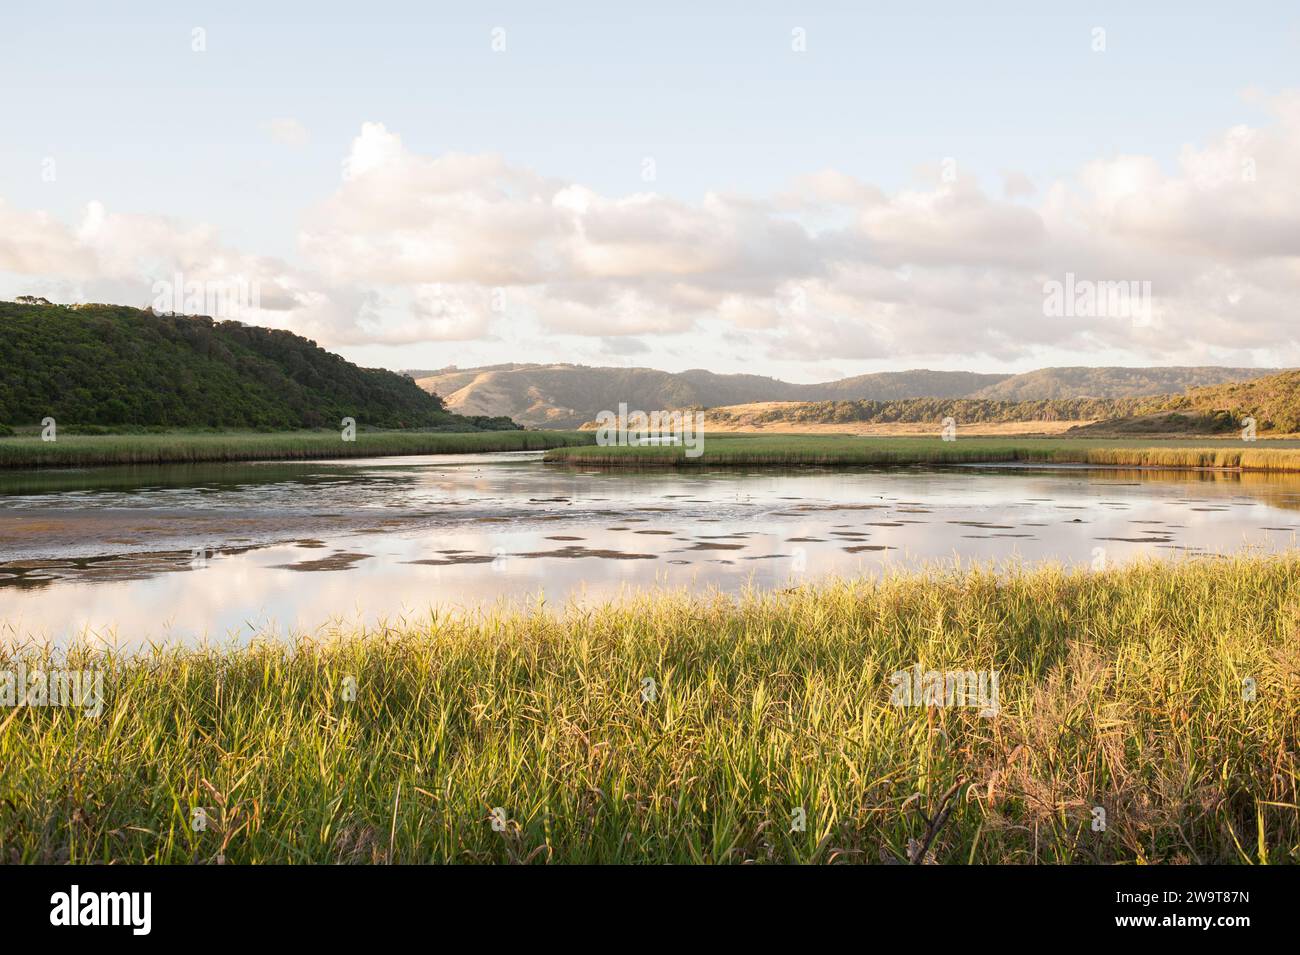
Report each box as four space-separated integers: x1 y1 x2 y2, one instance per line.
3 556 1297 864
0 429 595 469
545 434 1300 471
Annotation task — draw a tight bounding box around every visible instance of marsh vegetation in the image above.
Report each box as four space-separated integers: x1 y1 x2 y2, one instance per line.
3 556 1296 863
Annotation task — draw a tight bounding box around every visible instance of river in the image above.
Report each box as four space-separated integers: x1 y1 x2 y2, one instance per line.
3 452 1298 646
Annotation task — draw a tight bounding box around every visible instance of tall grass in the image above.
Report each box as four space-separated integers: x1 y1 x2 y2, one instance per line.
0 430 594 469
545 434 1300 471
3 556 1297 864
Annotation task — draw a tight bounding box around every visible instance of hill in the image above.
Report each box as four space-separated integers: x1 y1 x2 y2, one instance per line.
660 368 1300 438
675 368 1300 438
413 362 1283 429
412 364 1009 428
801 368 1009 400
676 396 1148 435
1141 369 1300 434
969 366 1279 400
0 301 517 431
1060 369 1300 437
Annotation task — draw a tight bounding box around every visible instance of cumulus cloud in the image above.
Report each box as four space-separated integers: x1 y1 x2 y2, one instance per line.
1 199 297 310
7 96 1300 366
0 199 98 276
299 122 822 333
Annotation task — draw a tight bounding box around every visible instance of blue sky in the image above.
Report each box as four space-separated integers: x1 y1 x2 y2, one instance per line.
3 1 1299 378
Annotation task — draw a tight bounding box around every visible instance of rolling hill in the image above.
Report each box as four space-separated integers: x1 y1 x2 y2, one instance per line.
411 362 1283 429
695 369 1300 437
691 396 1147 434
0 301 517 431
969 366 1279 400
412 364 1009 428
11 298 1276 435
1121 369 1300 435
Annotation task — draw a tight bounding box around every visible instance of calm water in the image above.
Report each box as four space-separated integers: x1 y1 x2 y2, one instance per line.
3 452 1300 646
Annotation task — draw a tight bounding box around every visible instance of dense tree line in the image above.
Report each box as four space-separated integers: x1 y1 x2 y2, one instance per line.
0 302 520 431
1160 370 1300 433
733 397 1156 425
715 385 1298 433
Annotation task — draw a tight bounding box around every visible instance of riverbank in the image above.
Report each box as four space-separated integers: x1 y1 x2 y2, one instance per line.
544 434 1300 471
3 555 1296 863
0 430 594 469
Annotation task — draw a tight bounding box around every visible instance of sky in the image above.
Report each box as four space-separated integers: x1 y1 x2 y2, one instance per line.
2 1 1299 380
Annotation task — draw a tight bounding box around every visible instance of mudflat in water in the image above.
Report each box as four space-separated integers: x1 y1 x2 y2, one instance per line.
3 452 1299 646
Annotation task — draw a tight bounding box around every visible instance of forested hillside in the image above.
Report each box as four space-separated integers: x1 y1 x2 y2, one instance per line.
699 396 1152 428
700 371 1300 435
1159 369 1300 434
0 301 516 430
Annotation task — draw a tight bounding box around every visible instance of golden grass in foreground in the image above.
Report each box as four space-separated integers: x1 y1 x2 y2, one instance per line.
2 556 1298 864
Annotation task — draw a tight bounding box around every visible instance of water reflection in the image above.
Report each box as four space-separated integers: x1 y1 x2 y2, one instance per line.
3 455 1299 646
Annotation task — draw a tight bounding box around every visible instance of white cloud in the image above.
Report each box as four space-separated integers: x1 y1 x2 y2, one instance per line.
7 96 1300 367
0 199 98 276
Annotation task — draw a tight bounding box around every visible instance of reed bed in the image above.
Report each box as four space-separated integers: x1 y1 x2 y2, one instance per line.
2 556 1297 864
0 430 593 469
545 435 1300 471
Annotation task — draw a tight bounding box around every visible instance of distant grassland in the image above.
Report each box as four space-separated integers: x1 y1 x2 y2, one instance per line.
0 429 595 469
3 556 1297 864
545 434 1300 471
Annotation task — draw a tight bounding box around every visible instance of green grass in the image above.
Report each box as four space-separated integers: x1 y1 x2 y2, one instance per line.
545 434 1300 471
3 555 1297 864
0 429 595 469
